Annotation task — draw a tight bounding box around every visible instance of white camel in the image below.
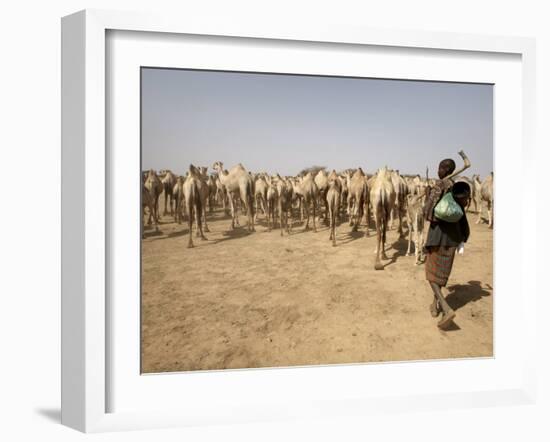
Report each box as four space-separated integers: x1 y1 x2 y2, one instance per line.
326 170 341 247
212 161 255 232
370 167 396 270
476 172 494 228
161 170 177 216
144 169 163 225
406 193 426 265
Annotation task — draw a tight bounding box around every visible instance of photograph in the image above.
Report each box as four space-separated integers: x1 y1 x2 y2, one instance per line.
140 67 494 374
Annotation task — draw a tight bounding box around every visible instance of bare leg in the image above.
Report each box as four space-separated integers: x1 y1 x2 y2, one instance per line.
429 282 455 328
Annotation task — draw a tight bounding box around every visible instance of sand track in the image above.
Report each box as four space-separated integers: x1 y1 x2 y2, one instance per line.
141 207 493 373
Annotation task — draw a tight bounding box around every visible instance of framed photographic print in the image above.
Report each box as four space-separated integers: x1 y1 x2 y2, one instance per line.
61 9 537 433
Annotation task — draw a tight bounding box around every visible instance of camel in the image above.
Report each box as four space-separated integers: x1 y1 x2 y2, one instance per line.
212 161 255 232
338 174 349 221
196 167 211 233
472 174 483 213
254 174 268 222
214 175 229 215
406 193 426 265
161 170 177 216
347 167 370 236
389 169 408 237
142 184 158 236
183 165 207 248
265 175 278 231
314 169 329 223
370 167 396 270
326 170 341 246
173 175 186 224
275 174 293 236
144 169 163 225
476 172 494 228
206 175 217 213
291 172 318 231
456 175 477 213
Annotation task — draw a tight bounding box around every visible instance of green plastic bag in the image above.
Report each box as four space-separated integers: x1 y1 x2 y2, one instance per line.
434 192 464 222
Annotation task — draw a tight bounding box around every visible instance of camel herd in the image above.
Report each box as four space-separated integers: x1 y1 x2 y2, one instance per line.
142 163 494 269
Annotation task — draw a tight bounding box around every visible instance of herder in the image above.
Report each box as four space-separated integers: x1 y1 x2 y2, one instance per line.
423 158 472 329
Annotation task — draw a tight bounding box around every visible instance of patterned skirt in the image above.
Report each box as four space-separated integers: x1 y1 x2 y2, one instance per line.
425 246 457 286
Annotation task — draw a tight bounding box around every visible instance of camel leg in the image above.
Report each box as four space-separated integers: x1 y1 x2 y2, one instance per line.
406 220 413 256
374 219 384 270
187 204 194 248
476 202 484 224
195 208 201 238
312 201 317 233
303 199 310 231
198 205 207 241
202 203 210 233
280 203 284 236
228 195 236 229
381 218 389 261
364 201 370 237
287 209 292 234
488 201 493 229
331 210 336 247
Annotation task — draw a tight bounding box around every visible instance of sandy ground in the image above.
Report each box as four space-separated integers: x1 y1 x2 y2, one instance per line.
141 205 493 373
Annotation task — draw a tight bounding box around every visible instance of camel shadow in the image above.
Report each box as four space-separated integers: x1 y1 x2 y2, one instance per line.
445 280 492 311
381 250 400 269
142 229 163 239
211 227 252 244
145 227 192 242
338 230 366 245
389 237 409 257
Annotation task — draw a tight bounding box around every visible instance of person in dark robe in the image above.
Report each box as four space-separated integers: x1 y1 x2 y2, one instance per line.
423 159 471 329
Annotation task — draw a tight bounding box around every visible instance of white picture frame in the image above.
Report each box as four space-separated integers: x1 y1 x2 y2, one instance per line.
61 9 537 433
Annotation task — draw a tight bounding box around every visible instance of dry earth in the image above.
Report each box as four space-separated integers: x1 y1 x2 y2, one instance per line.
141 206 493 373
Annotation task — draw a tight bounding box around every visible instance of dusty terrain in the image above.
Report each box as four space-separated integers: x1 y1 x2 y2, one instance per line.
141 207 493 373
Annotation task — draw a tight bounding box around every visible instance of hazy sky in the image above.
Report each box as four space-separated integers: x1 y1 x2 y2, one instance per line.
141 68 493 178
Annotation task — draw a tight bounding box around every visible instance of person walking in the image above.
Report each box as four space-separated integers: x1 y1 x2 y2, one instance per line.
423 159 471 329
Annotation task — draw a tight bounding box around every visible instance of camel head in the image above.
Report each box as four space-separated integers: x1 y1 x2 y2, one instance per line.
212 161 224 173
189 164 200 176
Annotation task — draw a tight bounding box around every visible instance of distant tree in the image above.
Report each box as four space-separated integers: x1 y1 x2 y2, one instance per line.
298 165 326 177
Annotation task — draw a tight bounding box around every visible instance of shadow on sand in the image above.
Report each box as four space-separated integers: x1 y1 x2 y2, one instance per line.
445 280 492 311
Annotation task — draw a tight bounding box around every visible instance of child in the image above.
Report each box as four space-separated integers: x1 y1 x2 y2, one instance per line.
423 159 471 329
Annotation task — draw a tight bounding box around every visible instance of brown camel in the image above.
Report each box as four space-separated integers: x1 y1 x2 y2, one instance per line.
183 165 207 248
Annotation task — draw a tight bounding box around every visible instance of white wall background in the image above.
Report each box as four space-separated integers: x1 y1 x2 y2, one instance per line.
0 1 547 441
